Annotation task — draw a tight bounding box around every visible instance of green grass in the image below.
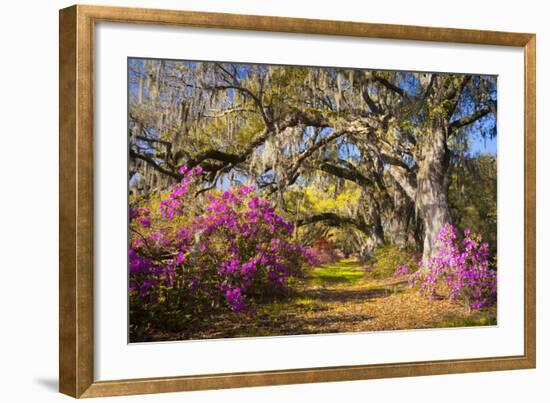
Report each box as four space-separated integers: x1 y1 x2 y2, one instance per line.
435 312 496 328
308 258 366 286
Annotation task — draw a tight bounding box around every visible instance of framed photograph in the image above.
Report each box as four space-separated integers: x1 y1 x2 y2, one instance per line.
59 4 536 398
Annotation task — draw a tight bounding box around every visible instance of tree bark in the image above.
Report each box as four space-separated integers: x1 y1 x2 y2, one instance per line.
388 181 412 249
416 118 452 261
369 200 385 248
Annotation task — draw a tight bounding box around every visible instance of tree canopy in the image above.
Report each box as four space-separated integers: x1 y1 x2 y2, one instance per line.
128 58 497 261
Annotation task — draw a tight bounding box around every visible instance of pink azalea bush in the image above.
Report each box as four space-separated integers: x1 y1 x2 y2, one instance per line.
410 223 497 310
394 265 411 277
129 166 313 338
309 237 341 265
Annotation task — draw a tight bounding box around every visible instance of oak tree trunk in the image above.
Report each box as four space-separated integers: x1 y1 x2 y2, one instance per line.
388 182 412 249
416 119 452 262
370 207 385 248
365 190 385 249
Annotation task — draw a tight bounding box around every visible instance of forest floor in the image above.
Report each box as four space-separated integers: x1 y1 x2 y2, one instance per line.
184 258 497 340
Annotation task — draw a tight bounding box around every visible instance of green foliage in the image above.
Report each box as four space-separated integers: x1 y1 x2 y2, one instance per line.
287 181 363 247
184 112 265 155
264 66 310 112
449 154 497 252
286 183 360 228
367 245 419 279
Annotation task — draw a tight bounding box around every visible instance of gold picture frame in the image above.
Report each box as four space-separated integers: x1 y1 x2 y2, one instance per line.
59 4 536 398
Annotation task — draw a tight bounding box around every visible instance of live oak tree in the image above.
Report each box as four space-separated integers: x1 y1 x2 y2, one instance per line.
129 59 496 261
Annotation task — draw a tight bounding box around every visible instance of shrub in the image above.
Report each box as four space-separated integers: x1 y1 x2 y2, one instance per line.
410 223 497 311
367 245 419 279
129 166 313 338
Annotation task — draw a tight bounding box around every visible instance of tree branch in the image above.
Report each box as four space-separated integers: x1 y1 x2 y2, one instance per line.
448 101 497 133
209 84 271 126
318 162 373 188
296 212 371 235
187 150 246 166
362 88 381 114
134 135 172 148
203 107 257 118
387 165 417 201
446 75 472 119
373 74 405 98
129 148 181 180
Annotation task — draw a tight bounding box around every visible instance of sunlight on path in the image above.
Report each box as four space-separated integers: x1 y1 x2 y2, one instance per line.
179 257 495 340
308 258 366 287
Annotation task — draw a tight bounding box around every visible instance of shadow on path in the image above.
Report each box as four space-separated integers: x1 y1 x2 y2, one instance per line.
305 287 401 303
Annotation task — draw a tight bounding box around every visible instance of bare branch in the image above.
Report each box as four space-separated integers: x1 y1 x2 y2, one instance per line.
449 101 497 133
129 148 181 180
373 73 406 98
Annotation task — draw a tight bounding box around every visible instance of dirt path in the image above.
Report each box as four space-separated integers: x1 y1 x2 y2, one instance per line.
182 258 495 340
